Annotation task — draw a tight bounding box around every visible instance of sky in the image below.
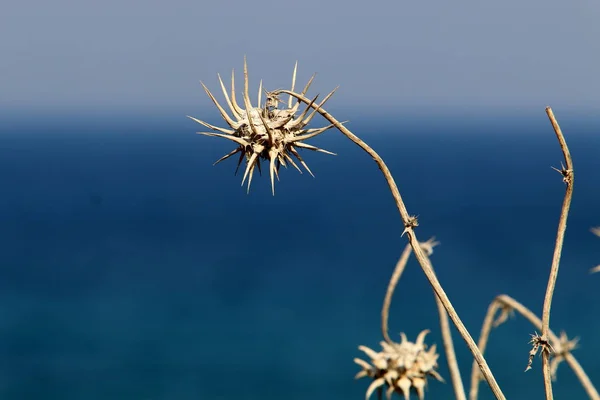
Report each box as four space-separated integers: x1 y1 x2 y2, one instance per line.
1 0 600 115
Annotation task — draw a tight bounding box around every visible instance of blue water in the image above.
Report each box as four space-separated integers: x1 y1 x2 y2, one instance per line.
0 111 599 399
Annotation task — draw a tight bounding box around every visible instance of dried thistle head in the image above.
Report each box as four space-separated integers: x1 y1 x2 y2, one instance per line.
549 331 579 381
419 237 439 257
354 330 443 400
188 57 339 195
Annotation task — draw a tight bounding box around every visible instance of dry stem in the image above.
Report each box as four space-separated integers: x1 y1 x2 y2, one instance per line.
436 291 467 400
381 244 413 344
469 295 599 400
540 107 574 400
274 89 505 400
469 301 503 400
425 249 467 400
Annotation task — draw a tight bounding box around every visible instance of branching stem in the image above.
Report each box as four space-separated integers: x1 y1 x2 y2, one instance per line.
273 89 506 400
469 295 598 400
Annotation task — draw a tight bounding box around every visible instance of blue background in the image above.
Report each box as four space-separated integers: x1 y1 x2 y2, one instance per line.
0 110 599 399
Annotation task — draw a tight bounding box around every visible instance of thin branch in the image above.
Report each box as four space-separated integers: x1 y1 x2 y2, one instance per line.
381 243 412 344
425 247 467 400
541 107 575 400
381 240 467 400
469 295 598 400
469 301 503 400
564 354 600 400
436 291 467 400
273 88 506 400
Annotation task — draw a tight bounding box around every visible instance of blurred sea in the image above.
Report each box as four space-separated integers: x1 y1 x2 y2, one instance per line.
0 110 599 399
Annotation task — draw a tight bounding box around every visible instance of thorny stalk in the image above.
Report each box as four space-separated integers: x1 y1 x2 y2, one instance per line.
469 295 599 400
540 107 574 400
381 239 467 400
272 88 506 400
422 242 467 400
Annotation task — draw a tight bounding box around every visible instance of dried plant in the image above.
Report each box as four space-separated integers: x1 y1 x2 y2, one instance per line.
268 85 506 400
380 238 466 400
539 107 575 400
191 58 598 400
188 56 338 195
355 330 443 400
469 295 599 400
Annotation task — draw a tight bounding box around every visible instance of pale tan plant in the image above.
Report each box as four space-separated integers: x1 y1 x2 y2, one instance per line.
538 107 575 400
380 238 466 400
188 56 338 194
194 58 507 398
469 295 599 400
268 85 506 400
192 58 598 400
355 330 444 400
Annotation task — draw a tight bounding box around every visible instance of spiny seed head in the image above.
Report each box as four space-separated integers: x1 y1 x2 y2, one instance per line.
354 330 443 400
188 56 339 195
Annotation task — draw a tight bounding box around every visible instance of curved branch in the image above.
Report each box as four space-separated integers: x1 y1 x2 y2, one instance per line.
541 107 575 400
381 244 412 344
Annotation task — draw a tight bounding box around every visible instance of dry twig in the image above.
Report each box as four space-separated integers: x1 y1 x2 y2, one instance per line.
381 239 467 400
423 243 467 400
540 107 574 400
381 244 413 344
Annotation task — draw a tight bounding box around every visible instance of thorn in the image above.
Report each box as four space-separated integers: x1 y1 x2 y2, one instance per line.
551 161 573 184
199 81 239 128
289 61 298 109
243 55 251 109
401 216 419 237
213 147 241 166
257 79 263 108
